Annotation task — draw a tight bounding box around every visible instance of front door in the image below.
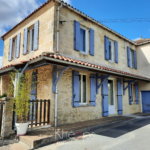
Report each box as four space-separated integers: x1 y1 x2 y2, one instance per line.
141 91 150 113
108 80 115 115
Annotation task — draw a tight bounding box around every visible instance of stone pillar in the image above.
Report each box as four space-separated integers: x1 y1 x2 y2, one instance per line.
1 97 15 138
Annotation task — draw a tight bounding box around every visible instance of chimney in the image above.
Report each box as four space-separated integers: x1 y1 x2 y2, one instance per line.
141 35 142 39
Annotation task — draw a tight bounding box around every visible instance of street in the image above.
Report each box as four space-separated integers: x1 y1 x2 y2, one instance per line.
37 118 150 150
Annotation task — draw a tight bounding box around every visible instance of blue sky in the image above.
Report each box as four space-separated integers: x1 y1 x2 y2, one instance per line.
0 0 150 63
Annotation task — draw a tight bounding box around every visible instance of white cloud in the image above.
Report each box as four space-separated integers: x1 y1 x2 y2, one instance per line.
0 0 41 37
133 37 141 41
0 57 3 68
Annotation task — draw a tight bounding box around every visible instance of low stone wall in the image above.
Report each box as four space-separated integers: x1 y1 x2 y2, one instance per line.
1 97 14 138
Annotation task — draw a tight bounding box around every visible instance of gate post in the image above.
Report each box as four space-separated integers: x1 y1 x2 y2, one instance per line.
1 97 15 138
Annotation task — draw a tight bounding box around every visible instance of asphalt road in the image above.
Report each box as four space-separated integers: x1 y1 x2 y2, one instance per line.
37 118 150 150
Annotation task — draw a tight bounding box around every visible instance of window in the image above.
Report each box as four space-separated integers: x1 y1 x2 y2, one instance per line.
12 37 17 60
79 74 87 105
108 80 114 105
129 84 133 103
28 27 34 53
130 49 135 68
80 26 88 53
108 40 114 62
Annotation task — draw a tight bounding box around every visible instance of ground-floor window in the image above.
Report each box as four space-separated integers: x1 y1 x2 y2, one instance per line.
79 74 87 105
108 80 114 105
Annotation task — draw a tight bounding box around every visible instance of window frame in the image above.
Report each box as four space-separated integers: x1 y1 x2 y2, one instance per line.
128 83 134 104
12 37 17 60
108 39 114 62
79 73 87 106
130 49 135 68
29 27 34 53
79 26 88 54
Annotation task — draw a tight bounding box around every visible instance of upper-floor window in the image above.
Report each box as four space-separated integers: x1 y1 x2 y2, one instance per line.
8 33 21 61
74 21 94 56
23 21 39 55
104 36 118 63
127 47 137 69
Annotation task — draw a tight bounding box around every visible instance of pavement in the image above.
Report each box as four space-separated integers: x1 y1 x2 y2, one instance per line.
36 118 150 150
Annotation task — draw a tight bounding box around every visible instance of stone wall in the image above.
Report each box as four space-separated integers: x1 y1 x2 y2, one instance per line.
57 69 141 126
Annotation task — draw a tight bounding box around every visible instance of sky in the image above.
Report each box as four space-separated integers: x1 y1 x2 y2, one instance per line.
0 0 150 67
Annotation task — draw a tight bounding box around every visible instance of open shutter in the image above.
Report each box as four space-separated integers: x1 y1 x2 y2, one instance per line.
115 41 118 63
72 71 79 107
104 36 109 60
23 28 28 55
127 47 131 67
34 21 39 51
134 50 137 69
90 28 94 56
102 79 109 116
117 78 123 114
8 38 13 61
30 70 37 120
90 74 96 106
129 84 132 105
16 33 21 58
135 82 139 104
74 21 80 51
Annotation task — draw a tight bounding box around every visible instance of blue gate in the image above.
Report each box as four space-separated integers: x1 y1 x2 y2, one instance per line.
141 91 150 113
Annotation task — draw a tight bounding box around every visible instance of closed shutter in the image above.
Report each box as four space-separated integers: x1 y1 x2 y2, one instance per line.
23 28 28 55
129 84 132 105
90 28 94 56
104 36 109 60
8 38 13 61
134 50 137 69
135 82 139 104
102 79 109 116
16 33 21 58
30 70 37 120
74 21 80 51
115 41 118 63
72 71 79 107
90 74 96 106
117 78 123 114
34 21 39 51
127 47 131 67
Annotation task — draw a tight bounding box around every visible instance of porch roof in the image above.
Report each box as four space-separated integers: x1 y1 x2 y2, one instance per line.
0 54 150 82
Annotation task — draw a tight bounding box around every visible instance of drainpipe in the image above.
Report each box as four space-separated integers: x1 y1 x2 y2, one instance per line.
56 1 63 54
55 72 58 127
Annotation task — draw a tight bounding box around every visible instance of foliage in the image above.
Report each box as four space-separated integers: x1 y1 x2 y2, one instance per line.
8 71 36 123
0 93 7 98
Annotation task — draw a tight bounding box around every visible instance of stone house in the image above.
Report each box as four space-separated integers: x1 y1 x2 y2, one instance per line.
0 0 150 129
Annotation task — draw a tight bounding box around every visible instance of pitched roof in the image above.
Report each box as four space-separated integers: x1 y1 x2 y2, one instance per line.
134 38 150 45
1 0 136 45
0 54 149 81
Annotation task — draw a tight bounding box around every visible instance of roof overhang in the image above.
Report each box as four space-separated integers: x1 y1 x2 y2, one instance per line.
0 55 149 82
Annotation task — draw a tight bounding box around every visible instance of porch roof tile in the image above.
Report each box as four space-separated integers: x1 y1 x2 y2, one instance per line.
0 54 149 81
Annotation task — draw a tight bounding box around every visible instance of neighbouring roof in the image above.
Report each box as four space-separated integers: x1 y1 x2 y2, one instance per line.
1 0 145 46
0 54 150 81
134 38 150 45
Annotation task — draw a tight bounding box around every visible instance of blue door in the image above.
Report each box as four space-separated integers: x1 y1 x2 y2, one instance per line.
142 91 150 113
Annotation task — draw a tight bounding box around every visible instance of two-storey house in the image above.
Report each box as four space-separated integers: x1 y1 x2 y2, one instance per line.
0 0 150 128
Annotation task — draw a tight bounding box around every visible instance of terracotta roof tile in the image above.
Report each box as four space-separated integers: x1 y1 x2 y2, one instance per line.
134 38 150 44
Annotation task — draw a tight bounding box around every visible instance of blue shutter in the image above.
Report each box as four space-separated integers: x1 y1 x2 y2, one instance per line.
129 84 132 105
134 50 137 69
74 21 80 51
135 82 139 104
90 74 96 106
102 79 109 116
104 36 109 60
8 38 13 61
117 78 123 114
52 65 57 93
16 33 21 58
115 41 118 63
23 28 28 55
30 70 37 120
90 28 94 56
72 71 79 107
127 47 131 67
34 21 39 51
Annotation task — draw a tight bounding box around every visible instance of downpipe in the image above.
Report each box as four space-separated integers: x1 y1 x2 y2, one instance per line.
55 72 58 127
